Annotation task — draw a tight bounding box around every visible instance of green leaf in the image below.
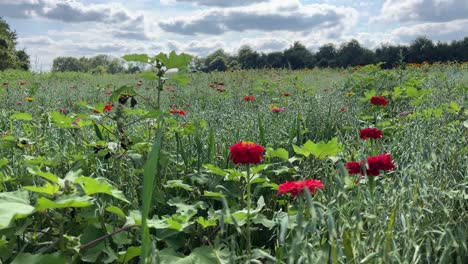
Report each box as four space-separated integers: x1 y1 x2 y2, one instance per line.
10 112 32 121
106 206 126 219
266 147 289 161
24 182 59 196
165 180 193 191
11 253 66 264
0 190 35 229
122 54 149 63
292 144 311 157
118 246 141 263
75 176 130 203
196 216 217 228
36 194 93 212
0 158 9 168
203 164 227 177
309 137 342 159
140 118 164 262
154 51 192 70
159 246 220 264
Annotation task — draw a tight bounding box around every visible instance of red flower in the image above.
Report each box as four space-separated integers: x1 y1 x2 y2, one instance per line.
345 154 395 176
367 154 395 174
93 109 100 114
339 106 346 112
277 179 324 197
229 141 265 164
169 109 186 116
103 103 113 112
345 161 362 175
216 88 226 92
359 128 383 140
244 95 255 102
370 96 388 106
20 81 27 85
282 93 291 97
217 82 224 86
209 84 215 88
59 108 67 114
270 106 285 113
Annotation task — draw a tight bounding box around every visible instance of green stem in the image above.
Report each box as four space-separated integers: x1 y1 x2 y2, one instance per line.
246 164 252 261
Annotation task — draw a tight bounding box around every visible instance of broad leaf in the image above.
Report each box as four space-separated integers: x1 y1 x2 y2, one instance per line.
75 176 130 203
0 190 35 229
36 194 93 212
10 112 32 121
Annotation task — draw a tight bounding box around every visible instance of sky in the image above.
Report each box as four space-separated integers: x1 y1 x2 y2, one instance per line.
1 0 467 71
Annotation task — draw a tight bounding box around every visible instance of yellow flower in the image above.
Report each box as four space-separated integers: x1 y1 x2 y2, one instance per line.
25 97 34 101
345 91 355 97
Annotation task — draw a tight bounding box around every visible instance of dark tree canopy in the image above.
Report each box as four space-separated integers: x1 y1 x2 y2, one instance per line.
196 36 468 72
51 55 126 74
0 17 30 71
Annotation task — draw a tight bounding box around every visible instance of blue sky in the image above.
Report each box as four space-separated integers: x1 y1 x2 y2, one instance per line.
1 0 467 71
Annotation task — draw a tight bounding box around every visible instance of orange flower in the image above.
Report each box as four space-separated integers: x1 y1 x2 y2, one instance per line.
244 95 255 102
270 106 285 113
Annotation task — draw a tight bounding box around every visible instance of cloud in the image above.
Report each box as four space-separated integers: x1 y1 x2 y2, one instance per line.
0 0 142 24
391 18 468 42
159 1 358 36
375 0 468 23
161 0 269 7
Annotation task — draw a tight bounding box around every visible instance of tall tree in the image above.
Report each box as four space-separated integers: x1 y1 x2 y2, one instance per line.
336 39 375 67
237 45 260 69
0 17 29 71
283 41 313 69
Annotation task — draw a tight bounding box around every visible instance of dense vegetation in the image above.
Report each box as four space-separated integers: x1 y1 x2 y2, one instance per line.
0 17 30 71
198 37 468 72
0 60 467 263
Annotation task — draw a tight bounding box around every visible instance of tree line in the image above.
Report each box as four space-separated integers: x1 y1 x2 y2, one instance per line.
0 17 30 71
196 37 468 72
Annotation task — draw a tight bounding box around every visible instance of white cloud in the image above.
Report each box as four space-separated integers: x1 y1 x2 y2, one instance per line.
391 18 468 42
374 0 468 23
159 0 358 36
161 0 269 7
0 0 141 24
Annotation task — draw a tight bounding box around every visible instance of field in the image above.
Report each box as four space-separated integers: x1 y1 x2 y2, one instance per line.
0 62 467 263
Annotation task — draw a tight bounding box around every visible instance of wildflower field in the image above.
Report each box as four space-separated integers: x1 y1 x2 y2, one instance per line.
0 59 467 263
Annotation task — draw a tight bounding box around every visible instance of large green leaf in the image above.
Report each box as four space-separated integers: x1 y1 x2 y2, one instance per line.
75 176 130 203
266 147 289 161
36 194 93 212
159 246 223 264
0 190 35 229
11 253 66 264
154 51 192 70
24 182 59 196
10 112 32 121
109 86 137 103
293 138 342 159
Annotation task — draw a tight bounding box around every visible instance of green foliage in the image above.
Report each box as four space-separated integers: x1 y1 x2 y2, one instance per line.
0 63 466 263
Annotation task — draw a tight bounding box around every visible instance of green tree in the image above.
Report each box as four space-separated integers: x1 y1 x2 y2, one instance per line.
0 17 29 71
208 56 227 72
336 39 375 67
283 41 313 69
237 45 260 69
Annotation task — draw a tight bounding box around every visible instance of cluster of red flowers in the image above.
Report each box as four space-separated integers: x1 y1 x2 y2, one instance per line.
345 154 395 176
270 106 285 113
244 95 255 102
370 96 388 106
359 128 383 140
209 82 224 89
277 179 324 197
169 109 186 116
229 141 265 164
103 103 113 113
